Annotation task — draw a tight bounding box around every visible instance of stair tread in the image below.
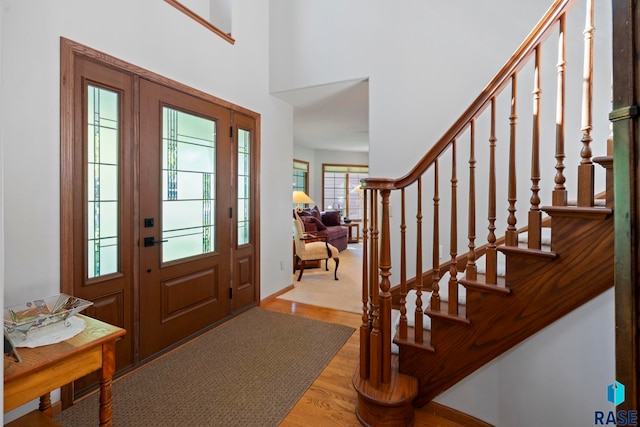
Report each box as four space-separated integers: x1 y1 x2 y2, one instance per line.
498 245 558 259
394 326 435 352
459 276 511 294
542 205 613 219
426 300 470 324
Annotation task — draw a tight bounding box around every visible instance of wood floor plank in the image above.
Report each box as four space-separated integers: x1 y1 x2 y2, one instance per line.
262 298 476 427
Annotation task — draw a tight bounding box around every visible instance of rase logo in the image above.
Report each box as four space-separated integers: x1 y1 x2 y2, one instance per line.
595 381 637 426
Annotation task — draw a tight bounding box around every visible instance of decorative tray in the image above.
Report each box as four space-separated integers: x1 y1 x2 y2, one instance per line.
4 293 93 334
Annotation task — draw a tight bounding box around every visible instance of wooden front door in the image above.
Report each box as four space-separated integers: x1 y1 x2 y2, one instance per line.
138 79 232 360
61 40 260 402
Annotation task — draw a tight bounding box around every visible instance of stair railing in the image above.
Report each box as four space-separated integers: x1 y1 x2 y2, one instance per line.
359 0 602 389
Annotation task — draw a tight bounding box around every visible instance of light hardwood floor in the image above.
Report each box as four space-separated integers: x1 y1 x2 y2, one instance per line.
262 298 472 427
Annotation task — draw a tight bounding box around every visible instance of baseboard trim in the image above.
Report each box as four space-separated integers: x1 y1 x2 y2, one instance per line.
260 283 295 305
419 401 494 427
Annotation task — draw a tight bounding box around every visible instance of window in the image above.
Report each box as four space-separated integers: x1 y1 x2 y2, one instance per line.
322 164 368 220
292 159 309 193
87 85 120 279
237 128 251 245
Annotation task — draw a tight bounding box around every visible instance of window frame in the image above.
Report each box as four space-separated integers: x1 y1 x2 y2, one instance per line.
322 163 368 220
292 159 309 195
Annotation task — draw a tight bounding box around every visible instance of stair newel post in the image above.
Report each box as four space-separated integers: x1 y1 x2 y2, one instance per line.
577 0 595 207
359 186 370 379
399 188 408 340
415 177 424 341
506 74 519 246
553 13 568 206
431 162 442 314
379 189 393 384
369 189 382 387
529 46 543 249
449 141 459 315
486 98 499 284
467 120 478 281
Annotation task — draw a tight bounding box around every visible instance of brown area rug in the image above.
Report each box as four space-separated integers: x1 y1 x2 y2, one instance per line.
54 308 354 426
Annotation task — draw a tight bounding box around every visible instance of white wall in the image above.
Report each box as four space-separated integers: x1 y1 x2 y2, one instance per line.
0 0 5 414
1 0 294 420
435 289 615 426
271 1 615 425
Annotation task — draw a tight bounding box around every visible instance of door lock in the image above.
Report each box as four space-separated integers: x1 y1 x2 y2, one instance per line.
144 237 168 247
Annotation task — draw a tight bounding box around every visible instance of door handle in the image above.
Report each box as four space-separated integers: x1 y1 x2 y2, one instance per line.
144 237 168 247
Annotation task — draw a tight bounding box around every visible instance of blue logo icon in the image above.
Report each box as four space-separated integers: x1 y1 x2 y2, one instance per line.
608 381 625 406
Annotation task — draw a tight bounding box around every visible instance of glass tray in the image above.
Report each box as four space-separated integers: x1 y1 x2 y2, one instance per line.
4 293 93 334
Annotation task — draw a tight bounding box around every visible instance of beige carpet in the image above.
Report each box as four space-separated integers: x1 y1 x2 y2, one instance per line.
278 243 363 314
54 308 354 427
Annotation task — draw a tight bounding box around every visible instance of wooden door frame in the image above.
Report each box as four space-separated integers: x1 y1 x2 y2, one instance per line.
60 37 261 406
612 0 640 413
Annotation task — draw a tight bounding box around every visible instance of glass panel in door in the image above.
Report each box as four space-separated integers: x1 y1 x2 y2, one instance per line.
237 128 250 246
161 107 217 263
87 85 120 278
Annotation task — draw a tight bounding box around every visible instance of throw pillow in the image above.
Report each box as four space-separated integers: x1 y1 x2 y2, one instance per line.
310 206 322 221
296 209 311 217
302 216 327 231
322 211 341 226
301 220 318 232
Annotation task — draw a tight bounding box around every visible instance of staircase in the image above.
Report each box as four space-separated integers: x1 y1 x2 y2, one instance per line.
352 0 613 425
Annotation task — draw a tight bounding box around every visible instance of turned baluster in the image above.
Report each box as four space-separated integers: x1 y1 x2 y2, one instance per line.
449 141 459 315
486 98 498 284
553 14 568 206
466 120 478 281
529 46 543 249
399 188 407 340
430 165 441 314
414 177 424 343
359 187 370 379
369 189 381 387
506 74 519 246
577 0 595 207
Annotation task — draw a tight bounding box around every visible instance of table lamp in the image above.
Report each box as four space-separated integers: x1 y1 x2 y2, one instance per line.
293 191 314 212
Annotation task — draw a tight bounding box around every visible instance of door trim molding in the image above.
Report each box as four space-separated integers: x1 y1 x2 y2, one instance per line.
60 36 261 407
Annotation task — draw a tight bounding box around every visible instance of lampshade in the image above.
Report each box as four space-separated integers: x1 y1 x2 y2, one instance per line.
292 191 314 205
351 184 363 194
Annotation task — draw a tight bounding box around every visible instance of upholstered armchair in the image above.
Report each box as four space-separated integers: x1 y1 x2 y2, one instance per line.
292 216 339 281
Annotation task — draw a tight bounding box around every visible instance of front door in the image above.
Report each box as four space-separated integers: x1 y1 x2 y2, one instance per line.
62 42 260 404
138 79 232 360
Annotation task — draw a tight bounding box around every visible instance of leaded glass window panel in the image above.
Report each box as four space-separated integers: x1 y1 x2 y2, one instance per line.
87 85 120 279
237 129 251 245
162 107 217 263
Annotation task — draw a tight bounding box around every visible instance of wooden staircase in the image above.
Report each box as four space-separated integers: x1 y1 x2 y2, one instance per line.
403 204 613 407
353 0 613 425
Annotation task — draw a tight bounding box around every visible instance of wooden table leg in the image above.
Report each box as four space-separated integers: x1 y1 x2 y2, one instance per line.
38 392 53 417
99 340 116 427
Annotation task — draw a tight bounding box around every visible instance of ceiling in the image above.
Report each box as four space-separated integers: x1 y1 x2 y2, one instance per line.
273 78 369 153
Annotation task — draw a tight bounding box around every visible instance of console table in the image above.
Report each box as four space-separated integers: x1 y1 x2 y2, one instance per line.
4 315 125 426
